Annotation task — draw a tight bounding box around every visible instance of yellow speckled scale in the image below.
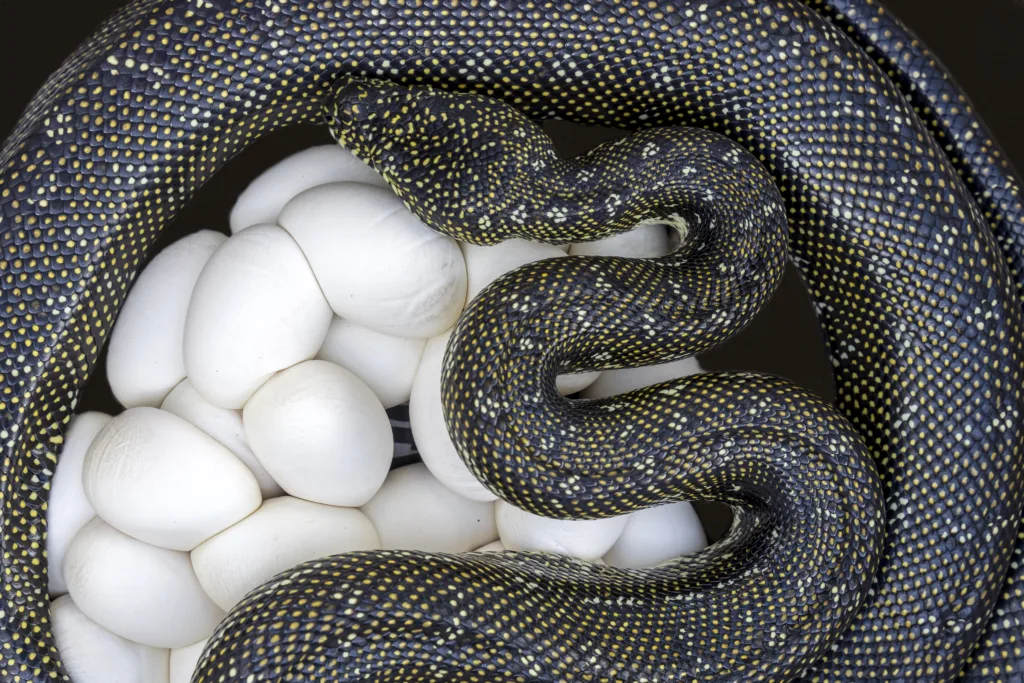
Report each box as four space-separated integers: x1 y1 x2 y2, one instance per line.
1 0 1023 681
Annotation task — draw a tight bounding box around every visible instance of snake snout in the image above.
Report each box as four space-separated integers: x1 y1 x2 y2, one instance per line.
323 79 376 148
327 78 434 141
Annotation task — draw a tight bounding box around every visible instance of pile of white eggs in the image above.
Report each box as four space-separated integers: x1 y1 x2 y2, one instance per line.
47 144 709 683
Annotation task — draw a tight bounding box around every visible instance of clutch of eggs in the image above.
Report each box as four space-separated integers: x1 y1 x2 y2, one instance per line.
49 143 709 682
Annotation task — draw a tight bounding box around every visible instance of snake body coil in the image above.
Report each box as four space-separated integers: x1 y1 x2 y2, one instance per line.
1 1 1023 681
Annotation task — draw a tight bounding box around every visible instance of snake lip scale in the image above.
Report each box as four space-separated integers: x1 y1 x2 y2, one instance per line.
1 0 1024 681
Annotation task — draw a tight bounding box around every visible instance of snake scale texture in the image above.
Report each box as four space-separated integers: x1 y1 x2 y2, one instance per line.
1 0 1023 681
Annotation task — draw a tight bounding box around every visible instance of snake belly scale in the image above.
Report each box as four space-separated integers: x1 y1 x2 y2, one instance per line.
0 0 1022 682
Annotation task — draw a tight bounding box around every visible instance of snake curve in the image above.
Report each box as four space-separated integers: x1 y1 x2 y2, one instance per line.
0 0 1022 682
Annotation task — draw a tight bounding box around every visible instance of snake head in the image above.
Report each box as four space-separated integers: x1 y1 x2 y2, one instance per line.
324 77 461 178
324 77 389 161
323 76 556 242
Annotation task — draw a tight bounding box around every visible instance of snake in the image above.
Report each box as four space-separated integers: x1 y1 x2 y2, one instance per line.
1 0 1023 681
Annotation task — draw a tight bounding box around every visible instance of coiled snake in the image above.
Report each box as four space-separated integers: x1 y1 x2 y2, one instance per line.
1 0 1022 681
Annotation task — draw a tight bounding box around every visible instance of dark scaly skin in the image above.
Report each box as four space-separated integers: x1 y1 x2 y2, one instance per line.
804 4 1024 678
0 0 1022 681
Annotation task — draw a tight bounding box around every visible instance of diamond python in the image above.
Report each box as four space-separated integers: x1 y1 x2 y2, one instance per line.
1 0 1023 680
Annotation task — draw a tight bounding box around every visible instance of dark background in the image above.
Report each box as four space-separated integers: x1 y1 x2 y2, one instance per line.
2 1 1022 540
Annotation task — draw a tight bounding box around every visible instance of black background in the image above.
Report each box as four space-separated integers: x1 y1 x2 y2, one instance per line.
2 1 1023 540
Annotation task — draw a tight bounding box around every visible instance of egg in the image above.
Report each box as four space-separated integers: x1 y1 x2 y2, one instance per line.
279 182 467 337
362 463 497 552
51 595 169 683
317 317 426 409
410 331 496 502
230 144 387 232
581 356 704 399
556 370 603 396
243 360 393 507
48 412 109 597
169 639 208 683
106 231 225 408
64 519 225 649
475 540 507 552
191 496 380 611
496 500 628 561
603 502 708 569
161 379 283 498
183 224 333 409
568 222 675 258
83 407 262 551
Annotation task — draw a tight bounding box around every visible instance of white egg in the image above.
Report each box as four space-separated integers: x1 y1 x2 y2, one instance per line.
495 501 628 561
278 182 467 337
183 224 333 409
568 223 674 258
106 231 225 409
362 463 497 552
191 496 380 612
317 317 426 409
64 519 225 649
229 144 387 233
603 502 708 569
243 360 393 507
83 407 262 551
474 541 507 552
461 239 600 394
410 331 496 502
161 379 283 498
555 371 602 396
48 412 110 597
169 639 208 683
51 594 170 683
581 356 704 399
